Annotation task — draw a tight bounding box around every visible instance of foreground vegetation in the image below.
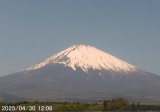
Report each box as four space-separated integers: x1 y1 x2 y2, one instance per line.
0 98 160 111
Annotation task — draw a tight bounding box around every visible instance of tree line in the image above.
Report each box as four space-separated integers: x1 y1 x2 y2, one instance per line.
0 98 160 111
103 98 160 111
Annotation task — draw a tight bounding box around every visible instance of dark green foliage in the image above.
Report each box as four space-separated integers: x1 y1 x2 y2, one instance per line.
132 102 160 111
103 98 131 111
0 98 160 111
131 103 136 111
87 103 103 111
55 104 75 111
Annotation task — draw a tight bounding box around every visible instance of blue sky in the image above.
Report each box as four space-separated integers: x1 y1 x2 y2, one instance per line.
0 0 160 76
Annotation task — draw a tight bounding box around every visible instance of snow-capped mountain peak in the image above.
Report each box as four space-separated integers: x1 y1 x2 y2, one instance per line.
25 45 136 73
2 45 160 102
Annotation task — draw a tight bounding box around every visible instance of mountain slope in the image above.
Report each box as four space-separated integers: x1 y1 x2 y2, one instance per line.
0 45 160 102
25 45 136 77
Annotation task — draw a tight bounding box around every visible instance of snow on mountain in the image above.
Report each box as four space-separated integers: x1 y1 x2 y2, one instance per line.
25 45 136 73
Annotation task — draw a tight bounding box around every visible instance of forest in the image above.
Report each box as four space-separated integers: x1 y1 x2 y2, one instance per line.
0 98 160 112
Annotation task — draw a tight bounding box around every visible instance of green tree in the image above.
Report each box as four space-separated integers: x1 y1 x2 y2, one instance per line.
137 102 140 110
131 103 137 111
104 98 131 111
74 103 85 111
88 104 103 111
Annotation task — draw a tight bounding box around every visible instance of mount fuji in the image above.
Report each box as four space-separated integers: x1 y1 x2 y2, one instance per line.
0 45 160 102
